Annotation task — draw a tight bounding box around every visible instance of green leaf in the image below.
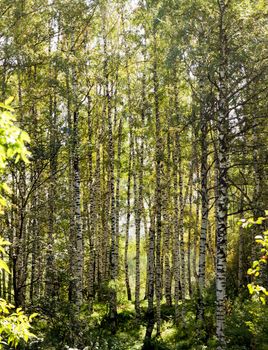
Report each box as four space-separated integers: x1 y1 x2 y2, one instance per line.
252 260 259 268
29 313 38 321
0 103 13 111
255 217 266 224
20 131 30 143
0 238 11 246
4 97 14 106
260 296 266 305
0 260 10 274
15 154 20 163
248 284 254 294
1 183 11 194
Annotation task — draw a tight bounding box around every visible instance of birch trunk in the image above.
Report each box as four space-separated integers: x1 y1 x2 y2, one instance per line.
66 70 76 304
125 138 132 301
87 96 95 311
153 27 162 336
198 109 208 320
45 27 59 298
193 126 200 283
163 129 172 306
238 194 244 290
143 209 156 347
173 133 181 323
178 139 185 302
102 8 117 326
216 2 229 347
73 108 83 307
187 169 193 298
45 92 57 298
115 117 122 286
133 139 140 316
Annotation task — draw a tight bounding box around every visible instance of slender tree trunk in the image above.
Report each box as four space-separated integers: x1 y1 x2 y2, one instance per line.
163 129 172 306
115 116 122 284
113 65 120 278
45 92 57 298
187 167 193 298
193 126 200 283
133 138 141 316
144 203 150 301
94 131 102 292
143 210 156 348
66 70 76 304
87 96 95 311
45 27 59 298
153 27 162 336
194 190 200 282
216 2 229 347
30 179 38 304
198 109 209 320
73 108 84 307
125 137 132 301
178 139 185 303
173 132 181 323
102 8 117 327
238 194 244 290
13 69 27 308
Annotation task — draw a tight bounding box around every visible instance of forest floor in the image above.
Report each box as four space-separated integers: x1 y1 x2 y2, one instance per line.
20 298 210 350
22 294 268 350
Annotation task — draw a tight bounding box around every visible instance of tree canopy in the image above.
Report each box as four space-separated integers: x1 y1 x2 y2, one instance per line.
0 0 267 349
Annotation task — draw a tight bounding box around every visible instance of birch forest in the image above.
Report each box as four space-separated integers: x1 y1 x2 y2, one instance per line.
0 0 268 349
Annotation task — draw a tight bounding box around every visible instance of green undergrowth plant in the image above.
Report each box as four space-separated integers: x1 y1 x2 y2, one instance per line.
226 298 268 350
0 236 37 349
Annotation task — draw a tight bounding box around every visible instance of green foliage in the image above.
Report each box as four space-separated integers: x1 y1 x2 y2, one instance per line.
0 246 37 349
226 299 268 350
239 214 267 229
0 238 11 275
27 296 268 349
0 98 30 168
0 0 267 348
241 213 268 304
220 213 268 349
0 99 30 213
0 100 35 348
0 301 36 349
34 300 145 350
